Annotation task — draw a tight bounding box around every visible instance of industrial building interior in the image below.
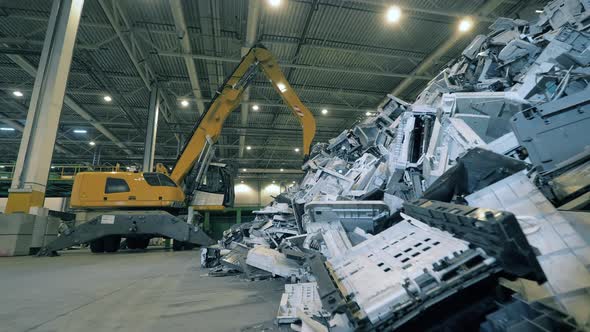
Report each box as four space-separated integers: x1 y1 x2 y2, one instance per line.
1 0 589 331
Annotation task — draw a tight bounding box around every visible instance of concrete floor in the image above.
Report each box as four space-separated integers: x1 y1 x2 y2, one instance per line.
0 249 285 332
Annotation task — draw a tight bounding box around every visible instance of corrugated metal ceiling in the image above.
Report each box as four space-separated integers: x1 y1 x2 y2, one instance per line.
0 0 541 169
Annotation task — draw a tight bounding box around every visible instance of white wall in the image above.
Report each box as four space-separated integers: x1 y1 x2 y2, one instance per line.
234 180 295 207
0 197 67 213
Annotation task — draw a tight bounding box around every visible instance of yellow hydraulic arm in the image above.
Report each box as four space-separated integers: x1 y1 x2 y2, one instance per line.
170 44 317 184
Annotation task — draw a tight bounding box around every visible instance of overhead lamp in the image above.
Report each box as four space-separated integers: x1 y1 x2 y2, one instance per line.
280 168 284 172
386 5 402 23
180 100 189 107
13 91 23 97
89 141 96 146
0 127 15 131
0 165 5 168
242 168 247 172
292 181 296 184
103 95 112 102
252 104 260 111
246 146 252 150
277 83 287 92
240 180 244 184
73 129 87 134
535 9 543 13
294 148 300 152
268 0 281 7
365 111 372 116
272 180 275 183
321 108 328 115
458 18 473 32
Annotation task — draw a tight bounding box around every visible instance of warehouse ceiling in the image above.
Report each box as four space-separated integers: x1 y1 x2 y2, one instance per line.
0 0 543 173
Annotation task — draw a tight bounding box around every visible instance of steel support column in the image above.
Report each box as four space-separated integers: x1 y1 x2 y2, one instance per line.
5 0 84 214
143 85 160 172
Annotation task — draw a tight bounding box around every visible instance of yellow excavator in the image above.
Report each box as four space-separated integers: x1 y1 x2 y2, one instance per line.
38 44 316 255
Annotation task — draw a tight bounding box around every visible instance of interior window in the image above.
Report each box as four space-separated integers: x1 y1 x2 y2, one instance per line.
197 166 225 193
105 177 130 194
157 174 177 187
143 173 160 186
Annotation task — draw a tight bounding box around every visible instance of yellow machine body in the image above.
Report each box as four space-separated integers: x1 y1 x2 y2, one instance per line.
70 172 185 208
70 44 316 210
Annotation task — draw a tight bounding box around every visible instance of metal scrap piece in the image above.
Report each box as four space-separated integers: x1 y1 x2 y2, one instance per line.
276 282 330 324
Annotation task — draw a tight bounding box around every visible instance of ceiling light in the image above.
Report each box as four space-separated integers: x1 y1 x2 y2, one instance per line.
272 180 275 183
535 9 543 13
103 95 112 102
321 108 328 115
277 83 287 92
458 18 473 32
13 91 23 97
242 168 247 172
268 0 281 7
280 168 284 172
252 104 260 111
180 99 189 107
386 5 402 23
240 180 244 184
294 148 300 152
292 181 296 184
0 127 15 131
89 141 96 146
73 129 87 134
246 146 252 150
365 111 372 116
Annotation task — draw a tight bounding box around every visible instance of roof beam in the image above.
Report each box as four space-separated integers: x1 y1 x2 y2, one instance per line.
0 111 72 154
0 34 448 68
6 54 133 155
77 50 144 131
157 51 432 80
97 0 176 127
0 80 386 99
343 0 499 22
0 87 369 113
169 0 206 116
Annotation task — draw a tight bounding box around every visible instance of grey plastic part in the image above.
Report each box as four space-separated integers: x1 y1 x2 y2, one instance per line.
404 199 546 283
276 282 330 324
480 295 582 332
422 147 528 202
321 216 498 331
511 86 590 174
304 201 390 233
37 210 214 256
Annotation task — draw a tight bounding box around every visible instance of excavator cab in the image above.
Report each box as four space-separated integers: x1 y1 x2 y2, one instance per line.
187 162 234 211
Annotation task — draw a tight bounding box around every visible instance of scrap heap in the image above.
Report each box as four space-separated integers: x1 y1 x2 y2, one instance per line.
204 1 590 330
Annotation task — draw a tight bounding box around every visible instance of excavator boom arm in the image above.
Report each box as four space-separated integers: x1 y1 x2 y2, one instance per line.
170 45 316 184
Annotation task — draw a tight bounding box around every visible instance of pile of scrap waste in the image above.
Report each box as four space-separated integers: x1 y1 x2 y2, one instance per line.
201 1 590 330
